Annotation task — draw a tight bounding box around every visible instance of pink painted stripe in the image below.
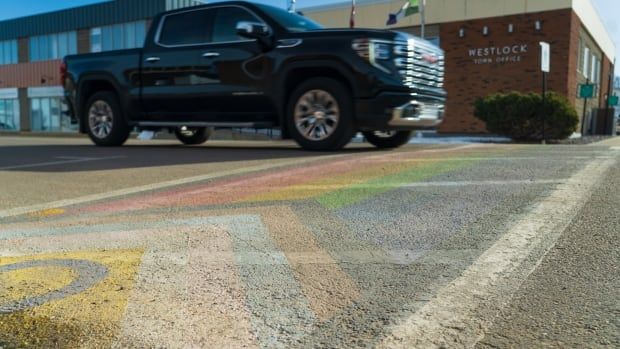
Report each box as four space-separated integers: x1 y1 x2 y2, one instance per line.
72 149 440 215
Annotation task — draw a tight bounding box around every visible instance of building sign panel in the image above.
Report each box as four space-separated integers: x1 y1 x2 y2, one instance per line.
0 88 18 99
27 86 64 98
579 84 595 99
539 42 550 72
469 44 528 64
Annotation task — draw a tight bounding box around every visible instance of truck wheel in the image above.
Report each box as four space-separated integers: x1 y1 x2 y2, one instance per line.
287 78 355 151
85 92 130 147
362 131 413 149
175 127 213 145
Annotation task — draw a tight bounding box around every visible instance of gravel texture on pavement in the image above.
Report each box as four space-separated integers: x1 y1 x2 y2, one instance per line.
0 136 618 348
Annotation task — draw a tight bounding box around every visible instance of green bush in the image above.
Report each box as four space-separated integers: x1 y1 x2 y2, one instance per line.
474 91 579 141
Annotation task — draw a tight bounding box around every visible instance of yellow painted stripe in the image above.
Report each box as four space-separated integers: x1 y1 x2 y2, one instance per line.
0 249 143 349
28 208 65 218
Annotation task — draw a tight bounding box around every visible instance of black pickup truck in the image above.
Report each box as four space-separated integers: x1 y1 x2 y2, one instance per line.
63 1 445 151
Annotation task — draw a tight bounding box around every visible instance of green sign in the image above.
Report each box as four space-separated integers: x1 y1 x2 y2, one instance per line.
579 84 595 98
608 95 618 106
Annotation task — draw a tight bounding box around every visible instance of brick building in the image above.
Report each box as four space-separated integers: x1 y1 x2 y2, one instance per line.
304 0 616 134
0 0 195 133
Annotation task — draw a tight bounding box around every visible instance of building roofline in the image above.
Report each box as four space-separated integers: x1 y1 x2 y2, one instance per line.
0 0 112 25
301 0 393 13
0 0 167 41
570 0 615 62
302 0 614 61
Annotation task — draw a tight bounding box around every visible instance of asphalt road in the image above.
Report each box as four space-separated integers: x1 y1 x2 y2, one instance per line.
0 136 618 348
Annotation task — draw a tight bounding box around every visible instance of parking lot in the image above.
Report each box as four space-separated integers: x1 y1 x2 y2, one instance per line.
1 136 619 348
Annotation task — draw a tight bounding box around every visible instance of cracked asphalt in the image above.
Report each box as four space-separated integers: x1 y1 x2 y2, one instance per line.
0 136 618 348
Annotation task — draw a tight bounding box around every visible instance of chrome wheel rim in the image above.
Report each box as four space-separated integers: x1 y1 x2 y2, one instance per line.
88 101 114 139
178 127 198 138
372 131 397 138
294 90 340 141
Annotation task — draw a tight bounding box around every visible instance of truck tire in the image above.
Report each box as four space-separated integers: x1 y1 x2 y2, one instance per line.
287 78 355 151
362 131 413 149
85 91 131 147
175 127 213 145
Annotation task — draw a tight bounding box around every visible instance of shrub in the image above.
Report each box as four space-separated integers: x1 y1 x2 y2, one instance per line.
474 91 579 141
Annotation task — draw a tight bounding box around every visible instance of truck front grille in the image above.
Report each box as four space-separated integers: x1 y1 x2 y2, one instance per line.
394 39 445 92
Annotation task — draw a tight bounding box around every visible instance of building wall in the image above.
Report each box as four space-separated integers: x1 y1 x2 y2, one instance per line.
17 38 28 63
570 14 613 131
0 60 61 89
304 0 614 61
438 10 574 133
305 0 571 30
77 29 91 54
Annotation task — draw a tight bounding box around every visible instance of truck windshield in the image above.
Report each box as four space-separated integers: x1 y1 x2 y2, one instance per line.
256 4 323 32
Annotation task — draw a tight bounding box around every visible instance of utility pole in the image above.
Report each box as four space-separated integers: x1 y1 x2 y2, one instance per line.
581 78 590 136
539 42 550 144
605 58 615 134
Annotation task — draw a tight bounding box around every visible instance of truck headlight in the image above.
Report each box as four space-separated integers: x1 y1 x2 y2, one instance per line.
352 38 391 73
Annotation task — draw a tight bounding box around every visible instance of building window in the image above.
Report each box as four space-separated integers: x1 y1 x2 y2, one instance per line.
577 38 583 73
591 55 600 84
91 21 147 52
0 40 18 65
0 99 20 131
166 0 196 10
29 31 77 62
427 37 440 47
30 97 74 132
582 46 590 79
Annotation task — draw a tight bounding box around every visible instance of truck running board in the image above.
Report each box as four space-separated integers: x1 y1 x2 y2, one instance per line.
136 121 275 129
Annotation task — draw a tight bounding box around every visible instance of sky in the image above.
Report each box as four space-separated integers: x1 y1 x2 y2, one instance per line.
0 0 618 75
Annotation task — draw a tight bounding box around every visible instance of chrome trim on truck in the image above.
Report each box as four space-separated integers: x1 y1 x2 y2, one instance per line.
389 100 444 127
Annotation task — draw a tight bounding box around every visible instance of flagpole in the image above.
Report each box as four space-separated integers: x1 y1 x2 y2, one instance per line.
421 0 426 39
350 0 356 28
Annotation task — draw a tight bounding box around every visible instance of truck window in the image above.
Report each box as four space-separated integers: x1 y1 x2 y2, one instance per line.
212 7 263 43
255 4 322 32
158 9 212 46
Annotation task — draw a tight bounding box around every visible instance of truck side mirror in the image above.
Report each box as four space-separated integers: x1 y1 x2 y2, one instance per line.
236 21 270 39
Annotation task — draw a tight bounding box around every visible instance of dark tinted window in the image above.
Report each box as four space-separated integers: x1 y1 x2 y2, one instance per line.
212 7 262 43
255 4 322 32
159 9 212 46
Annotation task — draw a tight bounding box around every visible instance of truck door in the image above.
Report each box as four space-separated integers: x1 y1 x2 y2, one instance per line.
192 6 273 121
141 8 216 121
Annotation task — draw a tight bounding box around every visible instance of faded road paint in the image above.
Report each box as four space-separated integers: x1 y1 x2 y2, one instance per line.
380 157 617 348
1 140 616 348
0 249 143 348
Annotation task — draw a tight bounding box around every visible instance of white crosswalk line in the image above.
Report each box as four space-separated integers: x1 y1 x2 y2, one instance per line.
380 156 617 349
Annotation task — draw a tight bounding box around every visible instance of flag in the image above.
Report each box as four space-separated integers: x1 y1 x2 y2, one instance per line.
386 1 411 26
405 0 420 16
386 14 398 26
350 0 356 28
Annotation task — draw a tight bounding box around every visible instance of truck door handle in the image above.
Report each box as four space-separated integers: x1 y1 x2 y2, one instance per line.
145 57 161 63
202 52 220 58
